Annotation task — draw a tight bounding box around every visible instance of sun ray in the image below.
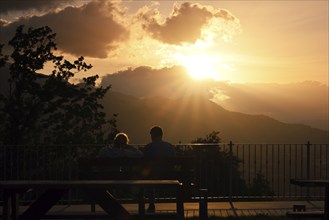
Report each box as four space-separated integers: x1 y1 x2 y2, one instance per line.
175 53 223 80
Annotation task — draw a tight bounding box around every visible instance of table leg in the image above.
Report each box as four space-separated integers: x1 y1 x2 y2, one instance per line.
325 187 329 220
3 190 11 220
138 188 145 217
84 189 134 220
11 192 18 220
177 184 184 220
19 188 68 220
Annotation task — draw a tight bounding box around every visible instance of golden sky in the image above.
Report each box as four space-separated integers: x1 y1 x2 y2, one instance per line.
0 0 328 84
0 1 328 131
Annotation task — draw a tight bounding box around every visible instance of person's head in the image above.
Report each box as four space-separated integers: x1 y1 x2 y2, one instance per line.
114 132 129 148
150 126 163 141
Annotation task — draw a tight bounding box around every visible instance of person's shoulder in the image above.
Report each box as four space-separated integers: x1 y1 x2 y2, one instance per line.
126 145 143 153
144 142 154 149
125 144 137 150
98 146 119 157
162 141 175 155
162 141 174 147
123 146 143 157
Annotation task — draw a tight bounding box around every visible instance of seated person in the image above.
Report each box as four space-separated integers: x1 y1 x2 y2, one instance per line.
99 132 143 157
98 132 143 199
142 126 176 213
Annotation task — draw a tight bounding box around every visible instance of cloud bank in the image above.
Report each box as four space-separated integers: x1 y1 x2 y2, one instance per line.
140 2 239 45
1 1 240 63
0 0 75 14
0 1 129 58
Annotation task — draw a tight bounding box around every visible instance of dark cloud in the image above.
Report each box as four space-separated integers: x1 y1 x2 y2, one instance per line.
0 0 74 14
141 2 237 45
101 66 199 98
0 1 129 58
0 19 9 26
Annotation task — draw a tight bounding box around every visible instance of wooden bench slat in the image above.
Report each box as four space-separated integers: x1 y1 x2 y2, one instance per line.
41 212 178 219
0 180 181 189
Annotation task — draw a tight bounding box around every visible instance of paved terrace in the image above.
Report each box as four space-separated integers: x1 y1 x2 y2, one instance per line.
1 200 324 218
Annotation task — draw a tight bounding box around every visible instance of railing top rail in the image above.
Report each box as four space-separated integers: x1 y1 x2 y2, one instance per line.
1 142 328 147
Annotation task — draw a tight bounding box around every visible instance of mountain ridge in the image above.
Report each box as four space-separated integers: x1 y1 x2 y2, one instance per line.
102 90 328 144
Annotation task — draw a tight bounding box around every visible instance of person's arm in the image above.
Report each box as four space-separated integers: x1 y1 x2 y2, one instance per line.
142 144 151 158
98 147 109 157
124 146 143 157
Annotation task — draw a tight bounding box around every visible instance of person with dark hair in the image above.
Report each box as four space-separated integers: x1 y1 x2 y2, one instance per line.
99 132 142 157
143 126 175 212
143 126 175 158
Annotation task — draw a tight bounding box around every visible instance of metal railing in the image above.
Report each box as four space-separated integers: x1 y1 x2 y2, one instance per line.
0 142 328 202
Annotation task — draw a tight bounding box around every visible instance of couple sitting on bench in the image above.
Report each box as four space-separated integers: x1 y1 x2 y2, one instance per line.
98 125 176 213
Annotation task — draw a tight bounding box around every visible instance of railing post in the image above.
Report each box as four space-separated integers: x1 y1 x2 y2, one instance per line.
68 144 72 205
229 141 233 202
306 141 311 199
199 189 208 220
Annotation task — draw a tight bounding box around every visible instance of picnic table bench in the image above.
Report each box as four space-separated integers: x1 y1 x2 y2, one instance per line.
286 179 327 220
78 156 195 218
0 180 182 220
286 210 324 219
0 156 195 220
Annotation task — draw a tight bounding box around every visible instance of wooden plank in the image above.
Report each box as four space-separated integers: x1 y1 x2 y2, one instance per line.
42 212 178 219
286 211 324 218
83 189 134 220
290 179 329 187
78 157 194 166
0 180 181 189
19 189 68 220
78 157 195 182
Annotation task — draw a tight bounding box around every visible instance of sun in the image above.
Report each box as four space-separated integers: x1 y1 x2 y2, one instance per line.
175 53 221 80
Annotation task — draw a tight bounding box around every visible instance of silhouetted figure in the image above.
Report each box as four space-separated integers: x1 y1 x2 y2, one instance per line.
99 132 142 157
143 126 175 213
97 132 142 206
143 126 175 158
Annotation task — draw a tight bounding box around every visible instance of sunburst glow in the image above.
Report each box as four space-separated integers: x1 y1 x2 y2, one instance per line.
175 53 222 80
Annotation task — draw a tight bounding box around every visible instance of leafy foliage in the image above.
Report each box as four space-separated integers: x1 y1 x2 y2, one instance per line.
190 131 272 196
0 44 8 67
191 131 221 144
189 131 247 195
0 25 118 145
248 172 274 196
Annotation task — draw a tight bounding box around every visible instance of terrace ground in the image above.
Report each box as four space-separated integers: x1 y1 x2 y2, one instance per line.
4 200 323 218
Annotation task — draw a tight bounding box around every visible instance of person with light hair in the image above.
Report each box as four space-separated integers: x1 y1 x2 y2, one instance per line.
99 132 142 157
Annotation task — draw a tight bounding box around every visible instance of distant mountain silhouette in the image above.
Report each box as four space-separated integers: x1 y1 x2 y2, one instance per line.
1 64 327 144
101 66 328 131
102 91 329 144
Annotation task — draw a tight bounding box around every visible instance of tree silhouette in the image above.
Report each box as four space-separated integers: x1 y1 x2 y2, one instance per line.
190 131 246 195
0 25 117 145
0 44 7 67
191 131 273 196
191 131 221 144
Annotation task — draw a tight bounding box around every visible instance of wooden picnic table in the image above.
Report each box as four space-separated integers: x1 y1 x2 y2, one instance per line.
290 179 329 219
0 180 184 220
